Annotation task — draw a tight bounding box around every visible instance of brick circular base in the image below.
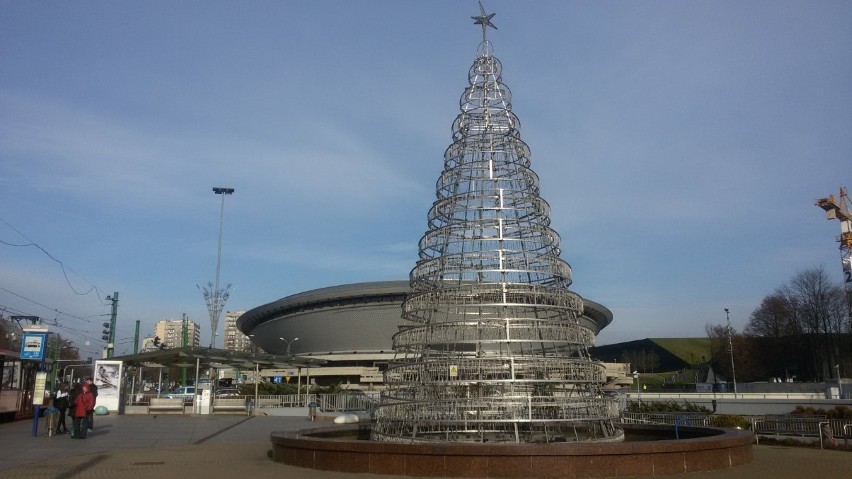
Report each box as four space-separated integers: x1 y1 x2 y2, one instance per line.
271 424 753 478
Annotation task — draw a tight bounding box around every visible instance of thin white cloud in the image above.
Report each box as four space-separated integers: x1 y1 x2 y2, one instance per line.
1 2 850 349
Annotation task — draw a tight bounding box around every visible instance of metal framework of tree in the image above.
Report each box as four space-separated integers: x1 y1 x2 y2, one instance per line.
372 5 622 444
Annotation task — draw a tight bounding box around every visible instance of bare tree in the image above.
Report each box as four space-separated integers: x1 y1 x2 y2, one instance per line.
744 290 805 380
705 322 762 382
743 267 849 381
745 292 800 338
620 350 637 373
0 314 22 351
788 267 847 380
619 349 660 374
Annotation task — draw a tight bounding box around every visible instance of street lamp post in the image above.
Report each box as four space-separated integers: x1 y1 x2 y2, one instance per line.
836 364 843 399
633 370 640 406
725 308 738 396
279 337 299 356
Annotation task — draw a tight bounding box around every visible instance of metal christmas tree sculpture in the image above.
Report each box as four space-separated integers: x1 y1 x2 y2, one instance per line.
372 5 622 444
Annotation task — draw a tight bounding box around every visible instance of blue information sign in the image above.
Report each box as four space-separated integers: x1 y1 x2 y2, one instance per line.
20 332 48 360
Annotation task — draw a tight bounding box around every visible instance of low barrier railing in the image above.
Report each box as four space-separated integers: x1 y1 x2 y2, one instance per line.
620 412 712 426
622 412 851 447
752 415 851 447
125 392 383 411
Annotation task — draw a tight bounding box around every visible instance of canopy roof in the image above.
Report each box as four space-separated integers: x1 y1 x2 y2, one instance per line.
110 346 325 370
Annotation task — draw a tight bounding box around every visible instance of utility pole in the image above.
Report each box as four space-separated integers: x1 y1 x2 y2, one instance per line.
182 313 188 385
725 308 737 396
133 320 140 354
182 313 189 347
105 292 119 358
50 333 60 390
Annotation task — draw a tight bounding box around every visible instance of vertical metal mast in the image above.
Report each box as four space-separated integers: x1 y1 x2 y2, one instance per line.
724 308 737 395
372 5 621 444
202 187 234 348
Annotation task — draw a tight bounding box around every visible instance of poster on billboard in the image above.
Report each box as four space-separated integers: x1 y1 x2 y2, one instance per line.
93 360 123 411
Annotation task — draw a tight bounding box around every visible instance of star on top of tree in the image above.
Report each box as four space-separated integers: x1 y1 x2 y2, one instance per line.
471 1 497 42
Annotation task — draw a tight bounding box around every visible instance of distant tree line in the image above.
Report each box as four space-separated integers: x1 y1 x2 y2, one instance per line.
620 349 662 374
706 267 851 383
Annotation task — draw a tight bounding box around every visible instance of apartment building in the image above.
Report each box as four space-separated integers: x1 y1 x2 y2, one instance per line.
153 318 201 349
224 311 261 352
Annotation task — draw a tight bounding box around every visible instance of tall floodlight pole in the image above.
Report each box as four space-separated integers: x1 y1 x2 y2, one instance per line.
725 308 737 396
202 187 234 348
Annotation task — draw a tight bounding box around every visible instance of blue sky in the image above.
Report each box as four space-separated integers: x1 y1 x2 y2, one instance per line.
1 1 850 359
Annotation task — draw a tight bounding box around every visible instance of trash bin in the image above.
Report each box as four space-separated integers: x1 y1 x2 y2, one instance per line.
308 402 317 421
45 409 59 437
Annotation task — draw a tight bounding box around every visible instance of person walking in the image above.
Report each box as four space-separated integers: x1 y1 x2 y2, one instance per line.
84 377 98 431
71 383 95 439
53 382 70 435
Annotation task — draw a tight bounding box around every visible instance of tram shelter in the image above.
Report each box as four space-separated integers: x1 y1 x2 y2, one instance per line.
110 346 324 414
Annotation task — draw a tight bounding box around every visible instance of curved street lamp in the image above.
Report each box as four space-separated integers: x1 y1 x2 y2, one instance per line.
279 337 299 356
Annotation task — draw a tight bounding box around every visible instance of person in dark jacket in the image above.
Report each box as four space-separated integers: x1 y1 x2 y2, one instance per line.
71 383 95 438
84 377 98 431
53 382 70 434
68 383 80 405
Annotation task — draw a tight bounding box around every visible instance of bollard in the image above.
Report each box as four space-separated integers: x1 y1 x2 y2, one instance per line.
45 410 59 437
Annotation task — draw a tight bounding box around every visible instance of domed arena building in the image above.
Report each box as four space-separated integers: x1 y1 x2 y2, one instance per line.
237 280 613 390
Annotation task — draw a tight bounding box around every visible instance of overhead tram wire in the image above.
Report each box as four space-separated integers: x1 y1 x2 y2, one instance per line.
1 287 114 355
1 313 102 360
0 287 94 323
1 306 102 345
0 215 108 303
0 224 115 355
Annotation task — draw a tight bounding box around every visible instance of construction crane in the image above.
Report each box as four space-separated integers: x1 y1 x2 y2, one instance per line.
816 187 852 318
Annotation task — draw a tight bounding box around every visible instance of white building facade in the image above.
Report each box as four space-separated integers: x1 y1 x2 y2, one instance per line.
153 318 201 349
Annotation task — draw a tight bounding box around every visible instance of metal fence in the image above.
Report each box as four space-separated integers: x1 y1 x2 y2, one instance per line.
124 391 382 410
752 415 823 436
119 393 852 447
620 412 713 426
751 415 852 449
241 392 381 412
621 411 852 448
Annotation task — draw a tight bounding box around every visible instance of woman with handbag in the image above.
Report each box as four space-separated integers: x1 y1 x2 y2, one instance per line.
71 383 95 439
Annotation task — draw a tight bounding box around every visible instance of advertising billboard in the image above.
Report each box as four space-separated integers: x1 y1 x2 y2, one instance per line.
93 360 123 412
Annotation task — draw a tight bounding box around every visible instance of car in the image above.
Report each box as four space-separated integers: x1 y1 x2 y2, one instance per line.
164 386 196 400
215 388 241 397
